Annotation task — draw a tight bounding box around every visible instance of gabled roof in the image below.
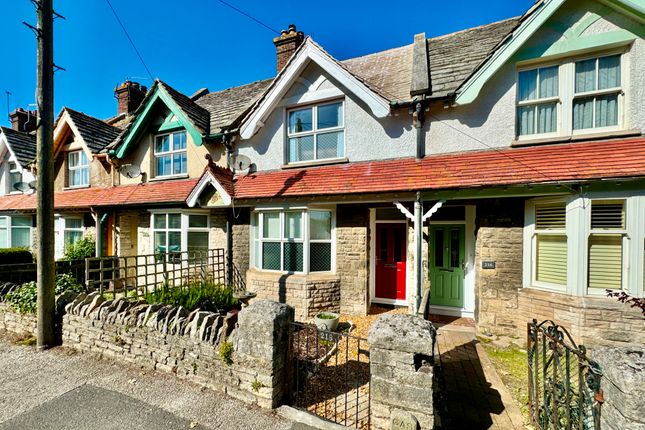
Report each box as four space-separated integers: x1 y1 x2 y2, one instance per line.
0 126 36 167
61 108 122 153
159 81 210 132
233 137 645 199
186 163 234 207
194 79 273 134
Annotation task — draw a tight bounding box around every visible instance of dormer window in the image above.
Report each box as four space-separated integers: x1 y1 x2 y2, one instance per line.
8 162 22 192
287 101 344 164
154 131 187 177
68 150 89 187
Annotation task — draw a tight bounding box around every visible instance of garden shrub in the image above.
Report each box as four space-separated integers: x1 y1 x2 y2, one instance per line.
5 273 85 314
144 280 238 312
63 236 95 261
0 248 33 265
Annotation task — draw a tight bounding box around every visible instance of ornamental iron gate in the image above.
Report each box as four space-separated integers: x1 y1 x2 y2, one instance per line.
288 322 370 429
527 319 603 430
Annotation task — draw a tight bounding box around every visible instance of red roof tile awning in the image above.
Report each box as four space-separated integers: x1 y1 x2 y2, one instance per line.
0 179 198 212
233 137 645 199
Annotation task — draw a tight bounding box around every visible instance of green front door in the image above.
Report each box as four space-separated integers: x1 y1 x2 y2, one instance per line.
429 224 465 308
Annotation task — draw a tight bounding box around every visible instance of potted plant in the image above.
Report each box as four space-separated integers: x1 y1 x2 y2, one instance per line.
315 312 340 332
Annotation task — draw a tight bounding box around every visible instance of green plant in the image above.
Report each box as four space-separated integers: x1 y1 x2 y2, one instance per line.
54 273 85 295
5 281 37 314
16 334 36 346
317 313 338 319
0 248 33 265
63 236 95 261
219 340 233 365
192 362 198 374
143 281 238 312
113 334 125 346
251 379 265 392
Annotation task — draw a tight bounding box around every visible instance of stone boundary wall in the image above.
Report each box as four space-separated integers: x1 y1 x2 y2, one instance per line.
517 288 645 347
368 313 436 430
246 269 340 321
62 293 294 408
0 302 37 337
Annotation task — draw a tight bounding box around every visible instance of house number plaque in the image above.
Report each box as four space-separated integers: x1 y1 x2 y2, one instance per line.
481 261 496 269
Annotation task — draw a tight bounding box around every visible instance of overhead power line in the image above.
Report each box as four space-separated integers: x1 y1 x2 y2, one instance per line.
215 0 280 34
104 0 154 80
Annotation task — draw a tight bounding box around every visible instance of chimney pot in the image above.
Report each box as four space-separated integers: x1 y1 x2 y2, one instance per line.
114 80 147 115
273 24 305 73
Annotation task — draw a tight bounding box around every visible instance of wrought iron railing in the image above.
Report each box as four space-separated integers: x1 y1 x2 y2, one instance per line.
527 319 603 430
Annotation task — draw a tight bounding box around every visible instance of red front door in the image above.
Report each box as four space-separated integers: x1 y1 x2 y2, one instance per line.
375 223 407 301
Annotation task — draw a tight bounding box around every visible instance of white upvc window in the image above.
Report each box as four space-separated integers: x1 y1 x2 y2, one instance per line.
8 162 22 192
516 51 625 139
154 131 187 177
587 199 627 292
532 201 568 290
68 151 90 187
287 101 344 164
252 209 334 273
63 217 84 247
151 212 209 255
0 215 32 249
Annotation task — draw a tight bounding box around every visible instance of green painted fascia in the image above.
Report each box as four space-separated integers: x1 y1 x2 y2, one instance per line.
115 86 203 159
157 112 183 132
598 0 645 24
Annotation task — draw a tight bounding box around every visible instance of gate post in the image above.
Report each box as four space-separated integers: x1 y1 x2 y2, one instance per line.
368 314 437 430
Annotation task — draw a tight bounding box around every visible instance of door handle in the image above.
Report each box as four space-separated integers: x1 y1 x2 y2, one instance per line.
439 268 453 273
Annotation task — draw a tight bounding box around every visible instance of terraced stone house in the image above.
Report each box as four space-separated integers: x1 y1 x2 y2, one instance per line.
1 0 644 345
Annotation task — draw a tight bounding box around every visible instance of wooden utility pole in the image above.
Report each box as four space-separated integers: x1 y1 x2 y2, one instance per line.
36 0 55 349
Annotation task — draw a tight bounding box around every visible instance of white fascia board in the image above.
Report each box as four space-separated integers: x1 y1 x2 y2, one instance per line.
240 41 390 140
186 170 232 208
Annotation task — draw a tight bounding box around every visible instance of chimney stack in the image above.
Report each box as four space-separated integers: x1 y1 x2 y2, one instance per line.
9 108 38 133
273 24 304 73
114 81 147 115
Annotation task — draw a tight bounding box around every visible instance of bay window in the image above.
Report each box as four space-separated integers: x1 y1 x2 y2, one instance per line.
151 212 209 256
587 200 626 291
533 202 567 289
287 101 344 164
252 209 334 273
0 215 32 249
68 151 90 187
154 131 187 177
63 217 84 247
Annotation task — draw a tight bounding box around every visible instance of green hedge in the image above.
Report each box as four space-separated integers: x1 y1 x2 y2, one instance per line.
0 248 33 265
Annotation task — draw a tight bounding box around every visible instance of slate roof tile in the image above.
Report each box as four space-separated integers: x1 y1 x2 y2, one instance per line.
64 108 123 154
0 126 36 167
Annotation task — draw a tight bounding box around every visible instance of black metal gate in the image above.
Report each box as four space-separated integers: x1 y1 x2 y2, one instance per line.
527 319 603 430
288 321 370 429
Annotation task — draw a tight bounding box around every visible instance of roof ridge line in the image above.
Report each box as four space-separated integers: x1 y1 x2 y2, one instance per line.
427 16 522 42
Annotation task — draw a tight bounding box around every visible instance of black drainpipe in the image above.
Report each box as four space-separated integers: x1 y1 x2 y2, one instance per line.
413 98 426 160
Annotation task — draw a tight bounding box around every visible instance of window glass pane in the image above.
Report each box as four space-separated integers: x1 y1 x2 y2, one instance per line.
12 216 32 227
284 212 302 239
310 243 331 272
317 103 342 129
155 135 170 153
518 69 537 101
591 201 624 230
588 234 622 290
288 108 312 134
11 228 31 248
316 131 344 159
157 155 171 176
598 55 620 89
450 229 460 268
0 225 7 248
188 215 208 228
252 213 259 239
68 151 79 167
168 232 181 251
154 231 166 251
573 97 594 130
173 131 187 150
536 235 567 285
537 103 557 134
153 214 166 229
263 213 280 239
168 214 181 229
434 230 444 268
517 106 535 136
595 94 618 128
80 151 89 165
10 171 22 188
187 231 209 252
310 211 331 240
262 242 281 270
283 242 303 272
539 66 558 98
64 230 82 246
173 152 187 175
575 59 596 93
288 136 314 162
0 217 5 227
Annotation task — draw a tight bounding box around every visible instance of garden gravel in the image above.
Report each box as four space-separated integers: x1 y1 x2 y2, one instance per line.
0 335 292 430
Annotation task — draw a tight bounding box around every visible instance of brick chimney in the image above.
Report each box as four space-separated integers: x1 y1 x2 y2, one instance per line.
9 108 38 133
114 81 147 115
273 24 304 73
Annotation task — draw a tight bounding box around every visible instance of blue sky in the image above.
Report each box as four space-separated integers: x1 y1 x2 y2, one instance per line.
1 0 534 126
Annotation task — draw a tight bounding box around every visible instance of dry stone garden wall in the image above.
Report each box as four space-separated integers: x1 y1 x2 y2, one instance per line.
0 302 37 337
62 294 293 408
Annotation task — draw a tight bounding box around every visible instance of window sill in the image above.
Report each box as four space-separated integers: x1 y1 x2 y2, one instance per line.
64 185 90 191
148 174 189 182
512 129 641 147
247 267 338 282
281 157 348 170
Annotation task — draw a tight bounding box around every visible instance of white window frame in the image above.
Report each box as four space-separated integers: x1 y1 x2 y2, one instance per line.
149 210 210 255
0 215 32 249
529 198 569 291
516 49 628 140
251 207 336 274
67 150 90 188
153 131 187 178
286 100 345 165
62 216 84 248
516 63 561 139
8 162 22 193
